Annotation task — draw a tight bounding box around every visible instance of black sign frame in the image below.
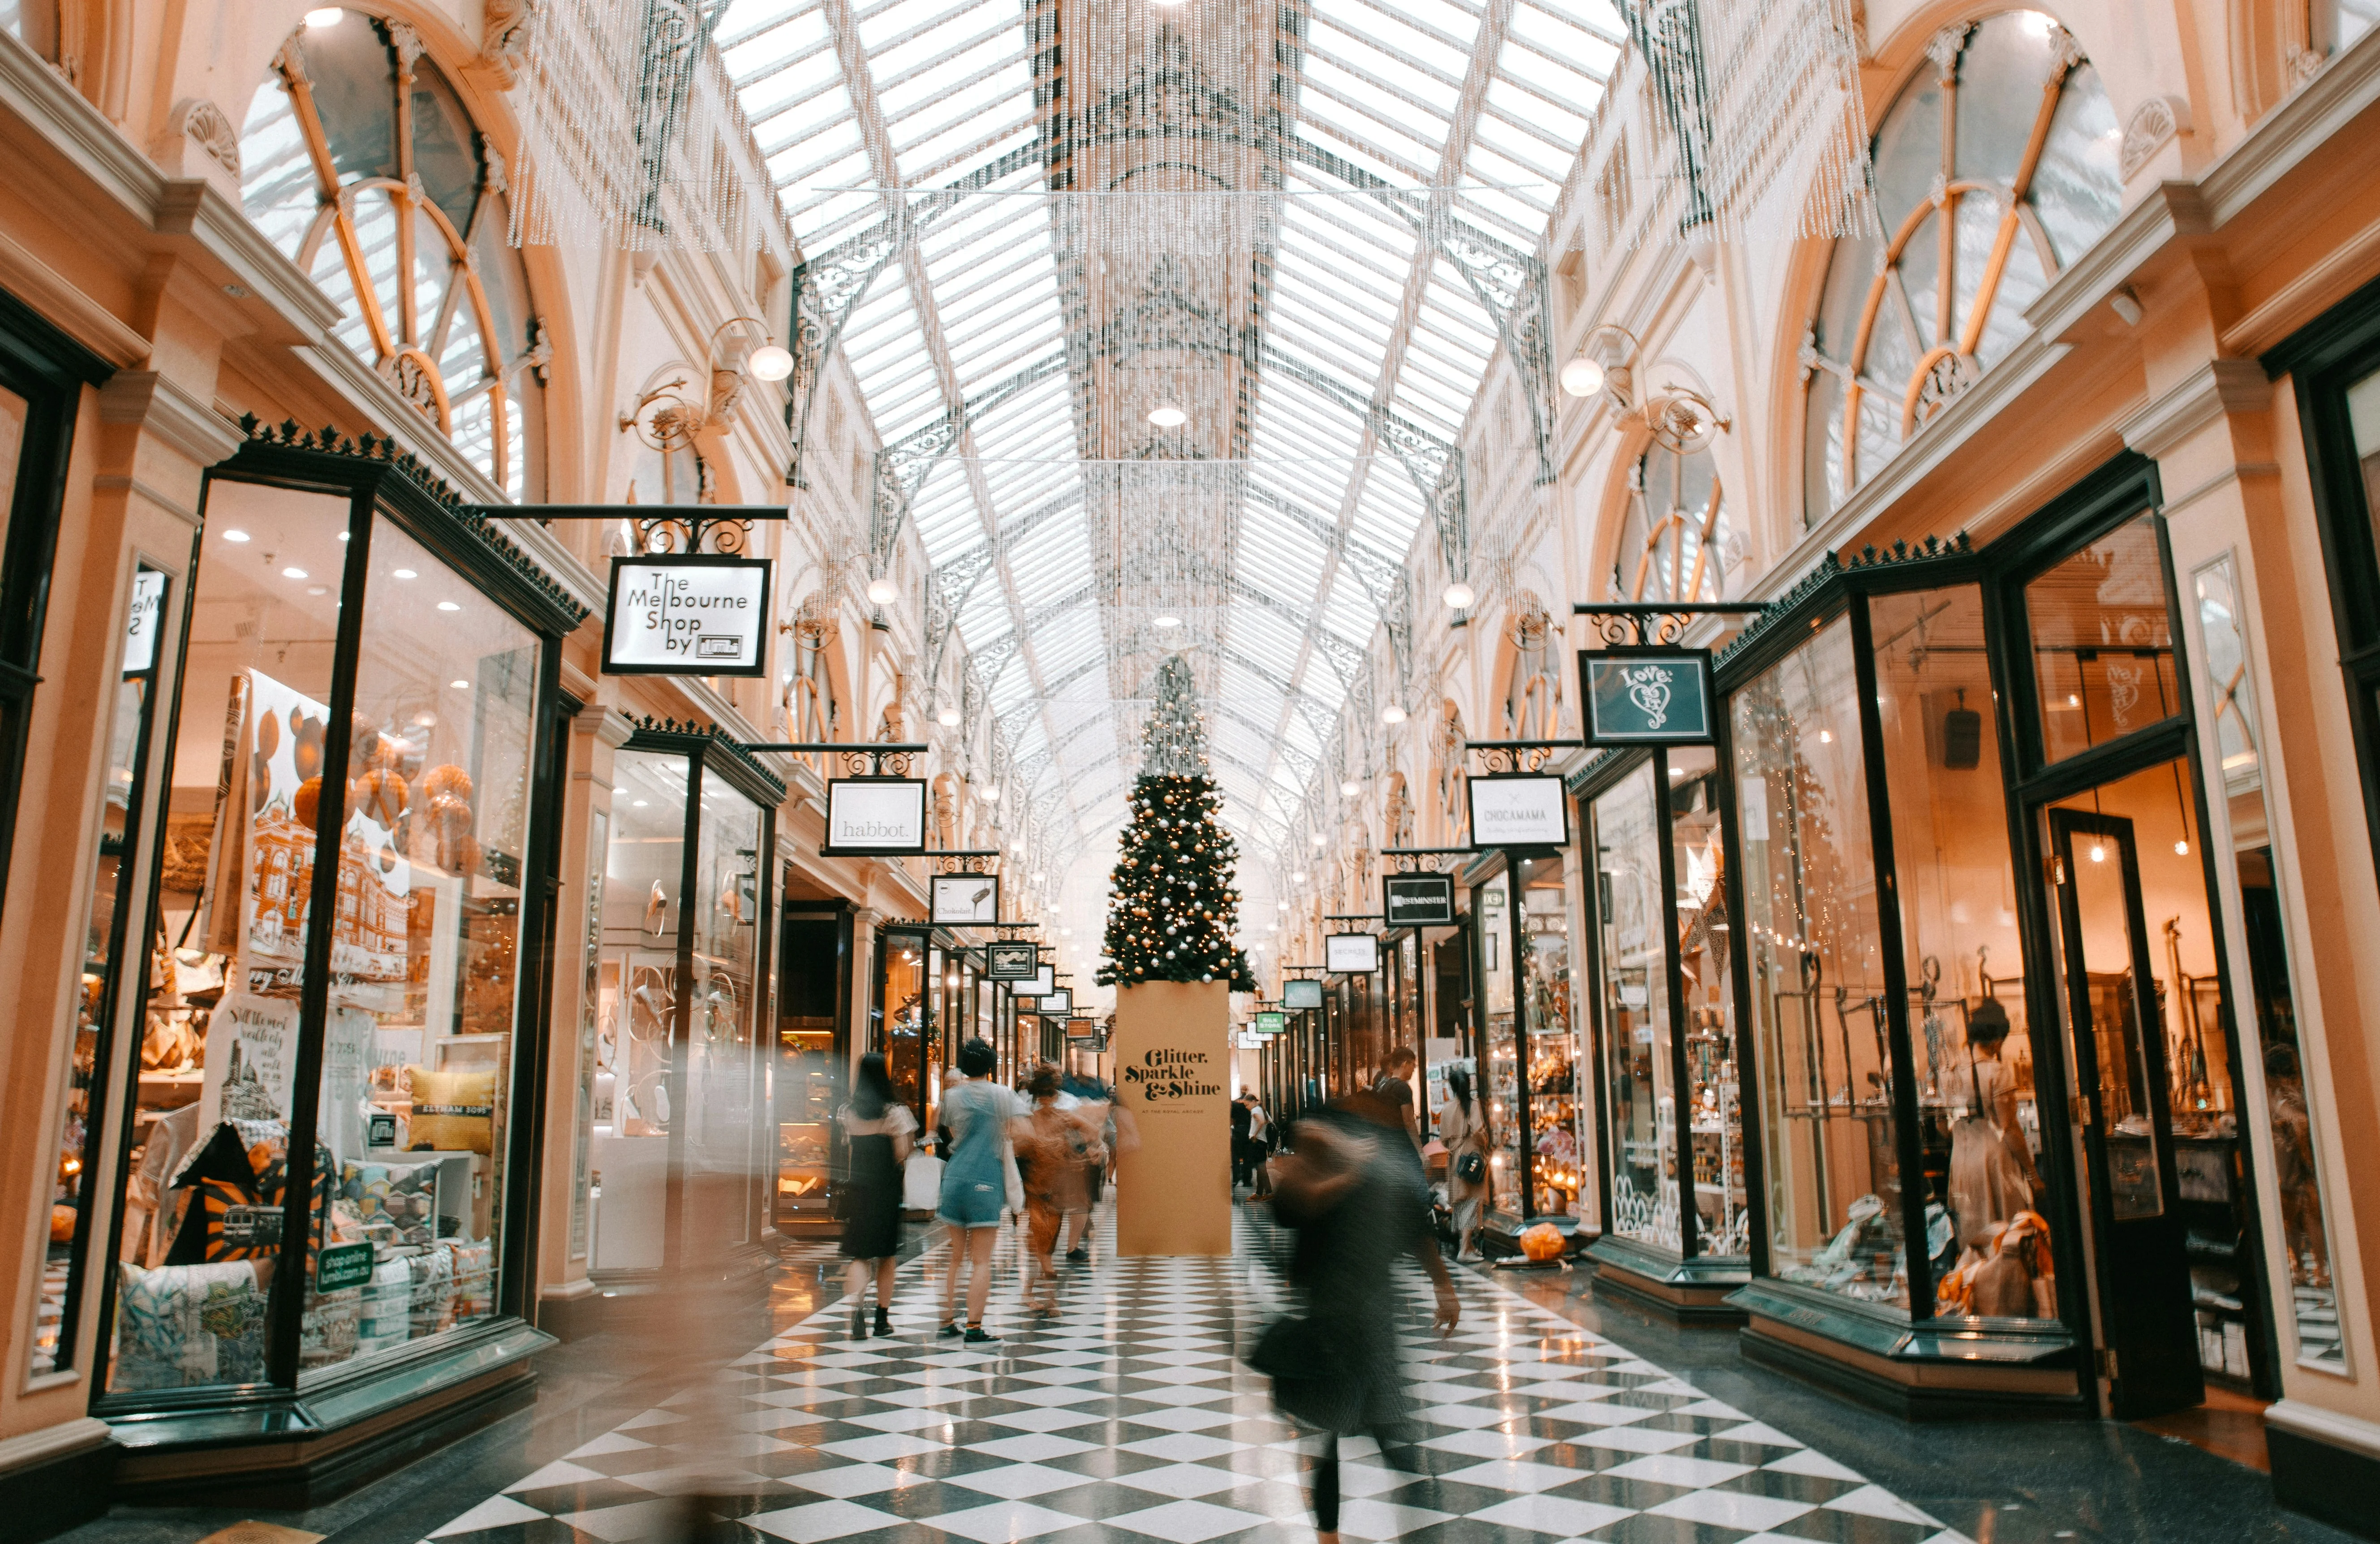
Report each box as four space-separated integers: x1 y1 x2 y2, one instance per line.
1578 646 1717 746
1038 987 1074 1015
601 553 773 677
1283 978 1324 1010
987 940 1040 980
1466 772 1573 850
1382 872 1457 928
1325 932 1381 974
820 776 929 856
929 872 1002 927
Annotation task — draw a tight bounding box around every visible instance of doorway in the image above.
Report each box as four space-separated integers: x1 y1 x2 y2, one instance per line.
2040 758 2262 1417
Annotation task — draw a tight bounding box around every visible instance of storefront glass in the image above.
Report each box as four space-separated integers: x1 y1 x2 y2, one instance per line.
1593 763 1675 1250
31 565 170 1375
1733 616 1906 1311
1518 857 1580 1218
776 907 844 1229
1478 872 1518 1206
683 780 763 1246
590 751 687 1274
877 931 930 1131
1869 585 2044 1312
2029 515 2180 764
1670 745 1747 1258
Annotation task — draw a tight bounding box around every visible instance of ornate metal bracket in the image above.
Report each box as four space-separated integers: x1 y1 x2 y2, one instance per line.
929 848 1002 875
1463 738 1581 775
517 503 788 559
1379 846 1472 875
1573 601 1765 647
746 740 928 777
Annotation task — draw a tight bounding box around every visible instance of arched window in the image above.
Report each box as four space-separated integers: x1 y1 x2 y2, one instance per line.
1617 444 1731 602
240 13 546 497
1802 12 2119 523
1501 593 1561 739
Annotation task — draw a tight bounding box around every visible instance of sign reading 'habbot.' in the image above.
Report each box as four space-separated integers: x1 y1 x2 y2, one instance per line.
603 555 771 676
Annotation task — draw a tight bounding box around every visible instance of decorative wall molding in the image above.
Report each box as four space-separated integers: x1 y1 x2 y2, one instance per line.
97 370 243 467
2117 358 2273 459
2120 95 2189 180
161 96 240 180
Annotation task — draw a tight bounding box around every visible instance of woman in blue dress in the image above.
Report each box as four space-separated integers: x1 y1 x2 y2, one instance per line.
937 1039 1027 1342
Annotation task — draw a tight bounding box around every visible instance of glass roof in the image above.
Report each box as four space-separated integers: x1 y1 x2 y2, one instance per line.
720 0 1618 878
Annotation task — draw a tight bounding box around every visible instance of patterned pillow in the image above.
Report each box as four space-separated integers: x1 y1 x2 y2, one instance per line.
406 1066 495 1154
341 1157 444 1247
113 1260 268 1390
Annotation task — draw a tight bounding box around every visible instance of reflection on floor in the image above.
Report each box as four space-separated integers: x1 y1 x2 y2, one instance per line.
415 1212 1966 1544
2132 1386 2272 1474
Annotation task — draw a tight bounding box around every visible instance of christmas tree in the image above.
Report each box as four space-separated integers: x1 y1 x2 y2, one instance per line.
1098 655 1256 990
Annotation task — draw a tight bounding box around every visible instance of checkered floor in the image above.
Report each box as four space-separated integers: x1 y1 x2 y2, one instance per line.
424 1210 1973 1544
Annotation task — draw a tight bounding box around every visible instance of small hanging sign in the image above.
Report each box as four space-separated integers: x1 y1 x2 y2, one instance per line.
1253 1010 1286 1035
986 940 1040 980
1026 964 1056 997
1382 872 1456 928
930 873 1001 926
1468 774 1571 849
1325 932 1381 974
1283 978 1324 1010
1066 1017 1099 1041
821 776 927 855
1039 987 1074 1015
1578 648 1715 745
603 554 772 676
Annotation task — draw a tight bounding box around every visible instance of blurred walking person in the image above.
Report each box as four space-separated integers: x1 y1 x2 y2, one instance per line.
1439 1064 1489 1261
839 1053 915 1340
1245 1091 1274 1199
1017 1062 1104 1313
938 1039 1027 1342
1256 1106 1460 1544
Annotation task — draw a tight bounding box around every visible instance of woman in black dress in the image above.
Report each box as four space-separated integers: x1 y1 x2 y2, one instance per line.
839 1053 915 1339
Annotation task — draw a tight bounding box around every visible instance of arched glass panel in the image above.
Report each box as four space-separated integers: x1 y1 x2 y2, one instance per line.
1802 12 2120 525
1618 444 1732 603
238 13 545 499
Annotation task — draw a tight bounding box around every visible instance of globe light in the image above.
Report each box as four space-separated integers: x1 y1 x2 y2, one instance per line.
866 575 898 605
1442 581 1475 610
1276 899 1290 911
937 705 961 726
1309 833 1326 848
1381 703 1406 724
748 342 795 382
1340 780 1361 798
1558 356 1605 397
1292 870 1308 883
1147 402 1188 427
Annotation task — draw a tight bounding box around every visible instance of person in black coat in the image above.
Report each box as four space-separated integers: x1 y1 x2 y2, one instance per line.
839 1053 915 1339
1230 1091 1255 1190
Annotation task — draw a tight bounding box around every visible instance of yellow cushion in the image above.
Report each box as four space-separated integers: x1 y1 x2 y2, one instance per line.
406 1066 496 1154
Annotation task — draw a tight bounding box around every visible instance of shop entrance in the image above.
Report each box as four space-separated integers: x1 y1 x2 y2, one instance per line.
2041 759 2255 1418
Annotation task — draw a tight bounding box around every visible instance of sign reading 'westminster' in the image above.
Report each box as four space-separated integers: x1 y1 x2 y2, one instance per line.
1382 872 1456 927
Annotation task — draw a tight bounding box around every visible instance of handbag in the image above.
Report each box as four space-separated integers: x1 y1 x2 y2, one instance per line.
1249 1314 1362 1432
901 1151 943 1211
1456 1148 1487 1184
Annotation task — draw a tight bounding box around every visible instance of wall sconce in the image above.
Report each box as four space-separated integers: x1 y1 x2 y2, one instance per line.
1559 323 1729 454
706 315 794 424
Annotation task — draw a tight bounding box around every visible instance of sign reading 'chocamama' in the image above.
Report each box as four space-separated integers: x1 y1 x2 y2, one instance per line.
1124 1047 1222 1102
603 555 771 676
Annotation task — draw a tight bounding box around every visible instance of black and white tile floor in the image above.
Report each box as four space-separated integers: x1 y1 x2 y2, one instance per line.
422 1212 1970 1544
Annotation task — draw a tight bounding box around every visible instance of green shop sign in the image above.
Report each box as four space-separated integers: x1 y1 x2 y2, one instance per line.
317 1241 376 1292
1579 649 1714 745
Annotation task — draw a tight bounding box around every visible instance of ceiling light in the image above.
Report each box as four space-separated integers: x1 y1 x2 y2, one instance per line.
1818 729 1833 744
282 566 307 579
2089 843 2106 863
1340 780 1361 798
1309 833 1326 848
633 799 650 808
748 342 794 382
1558 356 1606 397
937 706 961 726
1153 614 1183 629
1291 870 1308 883
306 586 328 597
1276 900 1290 912
304 6 344 28
1031 871 1045 884
866 576 898 606
393 568 417 579
1442 581 1475 610
221 529 250 543
1147 402 1187 427
437 600 461 612
451 679 470 690
337 530 350 541
1381 703 1406 724
2174 839 2191 855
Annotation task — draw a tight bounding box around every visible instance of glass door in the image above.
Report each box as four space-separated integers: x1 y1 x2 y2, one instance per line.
2045 807 2204 1415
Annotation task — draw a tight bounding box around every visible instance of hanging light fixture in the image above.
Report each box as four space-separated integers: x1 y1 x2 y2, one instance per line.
1381 703 1406 725
937 705 961 726
866 575 898 606
1291 870 1308 884
1147 402 1187 427
1558 356 1606 397
748 342 795 382
1309 833 1326 848
1340 780 1361 798
1153 614 1183 629
1442 581 1475 610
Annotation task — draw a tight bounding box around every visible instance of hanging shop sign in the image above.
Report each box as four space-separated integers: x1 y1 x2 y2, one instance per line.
1039 987 1074 1016
602 554 772 676
123 567 167 675
1382 872 1457 928
1027 964 1056 997
987 940 1040 980
930 872 1001 926
1468 773 1571 849
1325 932 1381 974
1283 978 1324 1010
1066 1017 1099 1041
1578 649 1715 745
821 776 928 855
1253 1010 1287 1035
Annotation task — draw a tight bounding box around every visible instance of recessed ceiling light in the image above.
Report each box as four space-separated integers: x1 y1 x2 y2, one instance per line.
437 600 461 612
282 566 308 579
451 679 470 690
633 799 650 807
337 530 350 541
1147 402 1187 427
306 586 328 596
1442 581 1476 609
394 568 417 579
1153 614 1183 629
221 529 250 543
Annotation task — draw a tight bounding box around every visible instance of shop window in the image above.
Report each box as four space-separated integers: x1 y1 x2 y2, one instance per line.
1477 873 1516 1202
1593 762 1677 1250
2025 513 2179 763
1732 616 1906 1310
2193 556 2345 1371
93 439 579 1406
1519 859 1579 1219
30 565 171 1375
1870 585 2052 1319
239 13 546 498
1802 13 2120 523
1618 444 1731 602
1671 746 1747 1257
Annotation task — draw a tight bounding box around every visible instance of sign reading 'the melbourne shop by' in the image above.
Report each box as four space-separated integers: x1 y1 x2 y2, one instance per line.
603 555 772 676
1579 649 1714 745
